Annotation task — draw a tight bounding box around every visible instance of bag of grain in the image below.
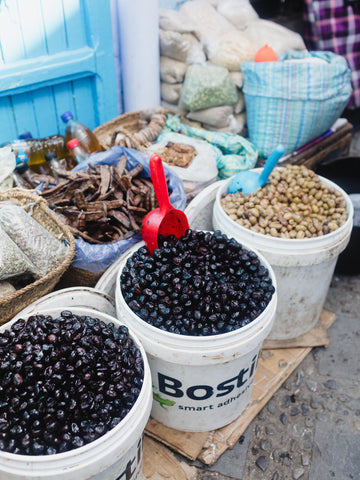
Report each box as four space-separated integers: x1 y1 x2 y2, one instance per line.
181 64 238 111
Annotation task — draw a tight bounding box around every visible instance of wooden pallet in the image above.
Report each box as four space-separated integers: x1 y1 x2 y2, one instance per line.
143 308 336 478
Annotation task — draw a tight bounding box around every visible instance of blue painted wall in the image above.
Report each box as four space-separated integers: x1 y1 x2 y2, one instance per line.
0 0 118 143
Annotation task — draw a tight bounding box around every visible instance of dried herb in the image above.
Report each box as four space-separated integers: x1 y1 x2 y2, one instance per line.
0 227 38 281
0 203 68 278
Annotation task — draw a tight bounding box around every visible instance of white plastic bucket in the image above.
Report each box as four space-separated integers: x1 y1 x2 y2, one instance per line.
115 241 277 432
96 245 144 300
16 287 116 318
213 173 354 340
0 307 152 480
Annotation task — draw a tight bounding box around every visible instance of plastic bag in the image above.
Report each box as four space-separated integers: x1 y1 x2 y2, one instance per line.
180 0 237 58
216 0 259 30
229 71 243 89
160 56 188 84
0 226 38 281
182 33 206 65
181 64 238 111
147 131 220 198
0 146 16 191
234 92 245 114
160 30 206 65
159 8 196 33
234 112 247 133
207 30 256 71
0 202 68 278
70 146 187 273
186 105 234 128
161 82 183 104
216 153 254 178
165 114 256 156
164 115 258 179
160 30 193 63
241 50 353 157
242 19 306 58
203 114 244 134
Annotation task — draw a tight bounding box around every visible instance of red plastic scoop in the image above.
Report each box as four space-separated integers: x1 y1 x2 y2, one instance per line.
141 154 189 255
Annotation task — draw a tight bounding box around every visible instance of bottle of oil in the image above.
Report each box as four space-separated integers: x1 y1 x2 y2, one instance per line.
66 139 90 165
13 148 40 189
12 135 66 173
61 111 103 154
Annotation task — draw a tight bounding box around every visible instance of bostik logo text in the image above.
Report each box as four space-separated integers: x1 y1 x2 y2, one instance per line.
157 354 258 401
115 437 142 480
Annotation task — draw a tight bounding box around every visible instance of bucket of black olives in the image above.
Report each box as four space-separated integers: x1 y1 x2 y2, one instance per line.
0 308 152 479
115 229 277 432
213 165 354 340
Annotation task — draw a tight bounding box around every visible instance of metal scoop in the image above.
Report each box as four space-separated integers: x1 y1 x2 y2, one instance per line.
141 154 189 255
228 145 285 195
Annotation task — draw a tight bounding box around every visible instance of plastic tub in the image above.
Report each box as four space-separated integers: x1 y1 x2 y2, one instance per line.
16 287 116 318
0 307 152 480
96 244 144 300
115 241 277 432
213 173 354 340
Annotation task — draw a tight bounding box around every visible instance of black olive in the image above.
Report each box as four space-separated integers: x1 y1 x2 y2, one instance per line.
120 230 274 336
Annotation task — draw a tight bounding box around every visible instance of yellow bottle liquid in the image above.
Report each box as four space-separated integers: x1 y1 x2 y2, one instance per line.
61 111 103 154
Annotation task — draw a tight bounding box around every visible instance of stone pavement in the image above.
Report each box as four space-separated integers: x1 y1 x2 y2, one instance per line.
181 273 360 480
178 129 360 480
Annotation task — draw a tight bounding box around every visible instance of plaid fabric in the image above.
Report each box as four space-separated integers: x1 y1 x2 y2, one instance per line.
303 0 360 109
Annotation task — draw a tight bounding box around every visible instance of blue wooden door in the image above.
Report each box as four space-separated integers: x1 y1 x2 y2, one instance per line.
0 0 118 143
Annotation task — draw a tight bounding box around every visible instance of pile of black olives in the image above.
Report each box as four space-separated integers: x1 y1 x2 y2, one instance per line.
0 312 144 455
121 230 275 336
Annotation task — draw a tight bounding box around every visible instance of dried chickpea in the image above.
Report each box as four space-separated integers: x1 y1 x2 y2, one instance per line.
221 164 348 239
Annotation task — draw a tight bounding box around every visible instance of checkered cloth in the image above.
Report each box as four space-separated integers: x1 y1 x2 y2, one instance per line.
303 0 360 109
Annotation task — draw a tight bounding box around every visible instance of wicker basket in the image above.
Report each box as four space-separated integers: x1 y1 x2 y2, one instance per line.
94 107 173 151
0 188 76 325
57 265 105 289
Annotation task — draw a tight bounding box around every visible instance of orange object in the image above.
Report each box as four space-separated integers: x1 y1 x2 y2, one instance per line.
255 44 278 62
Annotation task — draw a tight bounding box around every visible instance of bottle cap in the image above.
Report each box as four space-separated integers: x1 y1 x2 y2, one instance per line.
61 111 74 123
254 44 278 62
18 131 33 140
45 152 58 162
66 138 80 150
14 162 29 174
16 149 29 165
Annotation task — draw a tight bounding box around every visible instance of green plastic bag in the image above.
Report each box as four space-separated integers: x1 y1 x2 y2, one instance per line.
181 64 238 111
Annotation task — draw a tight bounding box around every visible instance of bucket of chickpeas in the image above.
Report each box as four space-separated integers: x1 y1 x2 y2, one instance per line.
213 165 354 340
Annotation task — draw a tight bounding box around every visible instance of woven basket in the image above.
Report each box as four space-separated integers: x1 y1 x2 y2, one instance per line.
0 188 76 325
57 265 105 289
94 107 173 151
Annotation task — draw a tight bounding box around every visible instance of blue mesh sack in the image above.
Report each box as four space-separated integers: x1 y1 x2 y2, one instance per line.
241 50 352 158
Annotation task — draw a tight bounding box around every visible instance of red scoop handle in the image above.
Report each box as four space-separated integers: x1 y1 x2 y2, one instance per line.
149 154 172 213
